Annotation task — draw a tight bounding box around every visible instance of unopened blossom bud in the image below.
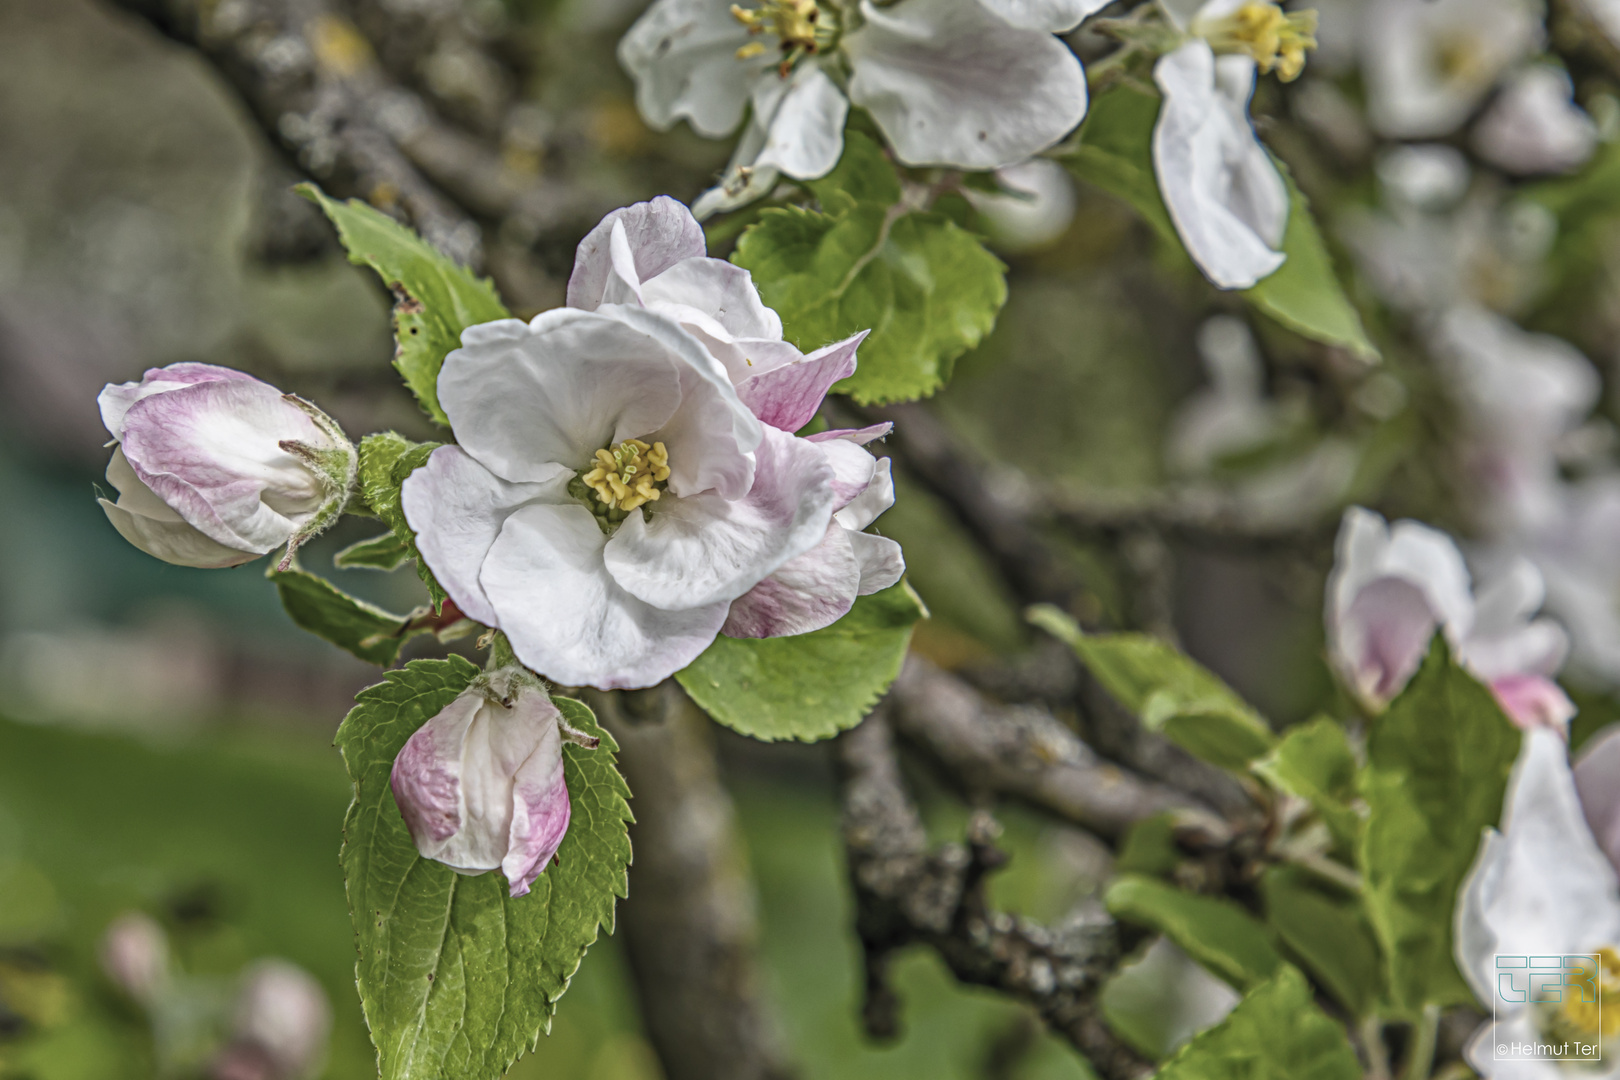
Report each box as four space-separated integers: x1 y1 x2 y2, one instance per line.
211 960 331 1080
96 363 356 570
99 911 170 1005
391 669 592 897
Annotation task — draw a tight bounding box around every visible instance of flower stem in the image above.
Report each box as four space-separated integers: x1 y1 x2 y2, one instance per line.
1402 1005 1440 1080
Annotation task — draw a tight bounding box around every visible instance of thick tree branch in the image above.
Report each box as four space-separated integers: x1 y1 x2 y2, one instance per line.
588 683 797 1080
836 710 1154 1080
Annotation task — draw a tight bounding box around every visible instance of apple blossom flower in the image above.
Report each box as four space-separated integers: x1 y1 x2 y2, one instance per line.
618 0 1090 217
1472 66 1597 177
391 669 590 896
96 363 356 570
1326 507 1574 731
1375 144 1471 213
1358 0 1541 139
210 960 331 1080
99 911 171 1005
565 196 905 638
1454 726 1620 1079
1152 40 1289 290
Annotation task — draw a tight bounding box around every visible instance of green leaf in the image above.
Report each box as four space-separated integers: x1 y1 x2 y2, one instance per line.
358 432 448 608
1260 865 1382 1017
1063 90 1376 360
335 531 414 571
299 184 510 425
1358 636 1520 1013
1153 965 1362 1080
337 659 633 1080
1252 716 1361 848
1029 606 1274 770
1115 813 1182 878
1064 85 1178 244
269 565 418 666
1243 163 1378 361
675 581 926 741
731 133 1006 404
1104 874 1283 990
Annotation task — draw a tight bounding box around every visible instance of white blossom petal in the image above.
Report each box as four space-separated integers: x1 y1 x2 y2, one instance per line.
98 362 257 441
1576 724 1620 879
751 61 849 180
567 196 708 312
1472 66 1597 177
721 523 862 637
837 455 895 532
1152 43 1287 290
482 503 731 690
640 256 783 341
975 0 1112 32
604 424 837 609
401 445 567 627
850 530 906 594
845 0 1088 170
618 0 759 137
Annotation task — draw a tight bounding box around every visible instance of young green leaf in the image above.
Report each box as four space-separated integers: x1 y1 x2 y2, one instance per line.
1243 163 1379 361
1153 965 1362 1080
1252 716 1361 848
1260 865 1383 1018
1104 874 1283 990
269 566 420 666
358 432 447 608
337 659 632 1080
675 581 926 741
731 133 1006 404
335 531 414 572
1358 637 1520 1014
1029 606 1274 770
1064 85 1179 245
299 184 510 426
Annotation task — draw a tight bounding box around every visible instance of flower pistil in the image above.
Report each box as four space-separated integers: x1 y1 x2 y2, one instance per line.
1197 2 1318 82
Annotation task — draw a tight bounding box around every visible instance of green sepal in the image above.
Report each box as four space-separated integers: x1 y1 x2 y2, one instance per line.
357 432 448 609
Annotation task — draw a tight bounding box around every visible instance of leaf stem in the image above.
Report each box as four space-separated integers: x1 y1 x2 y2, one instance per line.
1402 1004 1440 1080
1360 1016 1392 1080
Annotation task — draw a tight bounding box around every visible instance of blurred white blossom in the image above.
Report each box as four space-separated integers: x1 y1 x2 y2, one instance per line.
1472 66 1597 176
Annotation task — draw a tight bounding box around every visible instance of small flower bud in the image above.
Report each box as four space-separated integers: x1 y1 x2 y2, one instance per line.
390 671 573 897
95 364 357 570
99 911 170 1005
213 960 331 1080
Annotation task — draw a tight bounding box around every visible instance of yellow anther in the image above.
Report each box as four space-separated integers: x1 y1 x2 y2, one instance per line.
1197 2 1318 83
736 41 767 60
581 439 671 513
731 0 829 73
1554 947 1620 1042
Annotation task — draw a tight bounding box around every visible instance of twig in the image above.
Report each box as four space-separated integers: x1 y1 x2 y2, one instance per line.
836 710 1154 1080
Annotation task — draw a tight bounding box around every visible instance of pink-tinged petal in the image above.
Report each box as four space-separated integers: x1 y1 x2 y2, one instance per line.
1489 673 1576 734
850 531 905 594
1340 577 1441 706
568 196 708 312
837 456 895 532
402 445 566 626
439 308 684 483
736 331 866 431
391 692 481 855
98 448 260 569
817 437 881 510
976 0 1112 33
502 717 570 897
641 257 782 342
228 960 331 1080
722 524 862 638
598 304 763 500
1576 724 1620 879
98 362 258 440
807 423 893 445
482 502 730 689
119 379 329 552
605 425 838 609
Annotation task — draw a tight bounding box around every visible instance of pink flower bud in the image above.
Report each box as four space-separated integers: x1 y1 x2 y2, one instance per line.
390 673 576 897
215 960 331 1080
96 363 355 569
99 911 170 1004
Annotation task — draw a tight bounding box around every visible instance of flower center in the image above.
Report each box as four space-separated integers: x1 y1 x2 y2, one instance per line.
1434 31 1490 85
579 438 670 518
731 0 837 73
1197 2 1318 83
1541 947 1620 1049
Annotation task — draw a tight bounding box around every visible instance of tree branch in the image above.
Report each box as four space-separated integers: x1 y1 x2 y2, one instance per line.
836 709 1154 1080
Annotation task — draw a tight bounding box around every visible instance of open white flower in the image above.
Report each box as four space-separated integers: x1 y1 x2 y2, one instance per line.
619 0 1089 216
96 363 356 570
1152 39 1288 289
566 196 905 637
1455 726 1620 1078
1359 0 1541 139
1472 66 1597 177
1326 507 1574 730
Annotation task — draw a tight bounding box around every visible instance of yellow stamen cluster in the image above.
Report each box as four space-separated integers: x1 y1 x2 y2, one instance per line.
582 439 670 513
731 0 825 73
1199 2 1319 83
1551 947 1620 1044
